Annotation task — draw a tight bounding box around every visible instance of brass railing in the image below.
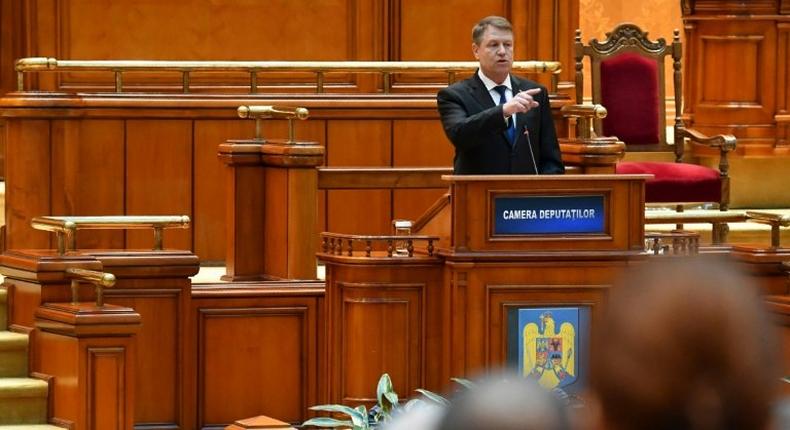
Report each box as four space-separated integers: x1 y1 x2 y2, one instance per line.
15 57 562 94
31 215 190 254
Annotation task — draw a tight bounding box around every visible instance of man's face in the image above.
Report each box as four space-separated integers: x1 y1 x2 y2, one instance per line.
473 26 513 84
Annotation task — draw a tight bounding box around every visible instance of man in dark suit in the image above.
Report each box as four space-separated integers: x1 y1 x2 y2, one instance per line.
437 16 565 175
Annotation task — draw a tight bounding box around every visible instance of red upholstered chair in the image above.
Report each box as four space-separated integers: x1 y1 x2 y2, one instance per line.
574 23 736 210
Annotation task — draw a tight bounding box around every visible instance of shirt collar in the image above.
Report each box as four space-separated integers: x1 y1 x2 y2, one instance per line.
477 69 511 92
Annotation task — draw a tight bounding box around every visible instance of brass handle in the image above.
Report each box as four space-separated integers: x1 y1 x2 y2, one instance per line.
237 105 310 142
561 104 607 119
65 268 116 307
746 211 790 248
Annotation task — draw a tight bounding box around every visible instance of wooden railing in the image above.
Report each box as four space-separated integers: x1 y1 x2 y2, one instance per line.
15 57 562 94
320 232 438 258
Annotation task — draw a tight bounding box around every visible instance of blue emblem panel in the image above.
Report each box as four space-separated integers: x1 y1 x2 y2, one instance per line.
493 195 605 235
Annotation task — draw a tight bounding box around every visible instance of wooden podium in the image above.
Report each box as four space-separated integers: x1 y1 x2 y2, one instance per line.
319 174 649 405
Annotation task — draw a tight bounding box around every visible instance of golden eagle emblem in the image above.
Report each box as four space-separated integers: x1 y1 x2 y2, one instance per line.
522 311 576 389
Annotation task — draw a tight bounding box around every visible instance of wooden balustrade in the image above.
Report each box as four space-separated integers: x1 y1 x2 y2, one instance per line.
644 231 701 255
319 232 438 258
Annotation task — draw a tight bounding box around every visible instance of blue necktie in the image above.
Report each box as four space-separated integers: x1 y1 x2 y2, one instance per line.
494 85 516 145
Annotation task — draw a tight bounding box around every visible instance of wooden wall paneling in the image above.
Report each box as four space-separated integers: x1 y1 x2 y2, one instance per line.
40 0 381 92
778 23 790 151
324 261 444 402
29 0 58 91
326 120 392 235
515 0 564 87
392 0 507 61
50 120 125 249
339 282 423 404
125 120 193 251
687 19 778 155
5 119 51 249
106 287 183 429
194 120 254 263
392 119 452 222
391 0 500 89
1 0 26 95
193 294 322 428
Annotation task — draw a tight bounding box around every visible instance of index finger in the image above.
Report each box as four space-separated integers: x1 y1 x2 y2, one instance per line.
523 88 542 95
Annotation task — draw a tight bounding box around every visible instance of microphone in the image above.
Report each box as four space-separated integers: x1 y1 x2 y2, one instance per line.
523 126 540 175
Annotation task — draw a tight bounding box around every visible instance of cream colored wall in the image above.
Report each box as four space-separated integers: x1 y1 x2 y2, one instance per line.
578 0 683 110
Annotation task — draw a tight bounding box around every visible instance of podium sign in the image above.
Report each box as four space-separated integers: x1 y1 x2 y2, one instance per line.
494 195 605 235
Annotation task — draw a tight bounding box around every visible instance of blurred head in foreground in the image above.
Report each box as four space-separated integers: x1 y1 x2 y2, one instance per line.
436 374 570 430
592 257 779 430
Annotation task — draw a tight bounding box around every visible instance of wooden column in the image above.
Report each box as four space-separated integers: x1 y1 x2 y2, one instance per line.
35 301 141 430
219 138 323 281
90 249 199 430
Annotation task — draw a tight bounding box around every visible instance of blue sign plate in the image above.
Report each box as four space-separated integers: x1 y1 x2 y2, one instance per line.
493 195 605 235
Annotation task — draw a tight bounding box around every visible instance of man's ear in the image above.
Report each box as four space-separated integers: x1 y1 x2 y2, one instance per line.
472 43 480 60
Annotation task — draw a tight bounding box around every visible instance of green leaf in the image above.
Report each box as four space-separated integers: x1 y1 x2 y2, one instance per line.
376 373 395 408
302 417 354 428
451 377 476 390
383 391 399 408
309 404 365 423
415 388 450 406
352 405 368 427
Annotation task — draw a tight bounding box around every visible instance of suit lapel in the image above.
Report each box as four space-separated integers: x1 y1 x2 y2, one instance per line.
469 73 496 111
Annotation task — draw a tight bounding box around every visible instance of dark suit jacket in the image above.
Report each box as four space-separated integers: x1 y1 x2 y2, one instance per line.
437 73 565 175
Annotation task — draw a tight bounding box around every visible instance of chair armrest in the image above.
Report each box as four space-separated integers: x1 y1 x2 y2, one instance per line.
676 126 736 151
676 126 736 178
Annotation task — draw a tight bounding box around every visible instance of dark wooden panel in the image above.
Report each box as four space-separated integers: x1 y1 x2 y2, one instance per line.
197 304 316 427
392 119 452 222
0 0 24 96
327 120 392 235
50 120 125 249
194 120 254 262
5 120 51 249
88 346 129 430
107 293 181 427
340 283 423 404
125 120 193 250
394 0 507 61
28 0 384 91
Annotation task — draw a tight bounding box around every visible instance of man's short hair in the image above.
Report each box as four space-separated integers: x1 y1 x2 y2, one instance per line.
472 16 513 45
